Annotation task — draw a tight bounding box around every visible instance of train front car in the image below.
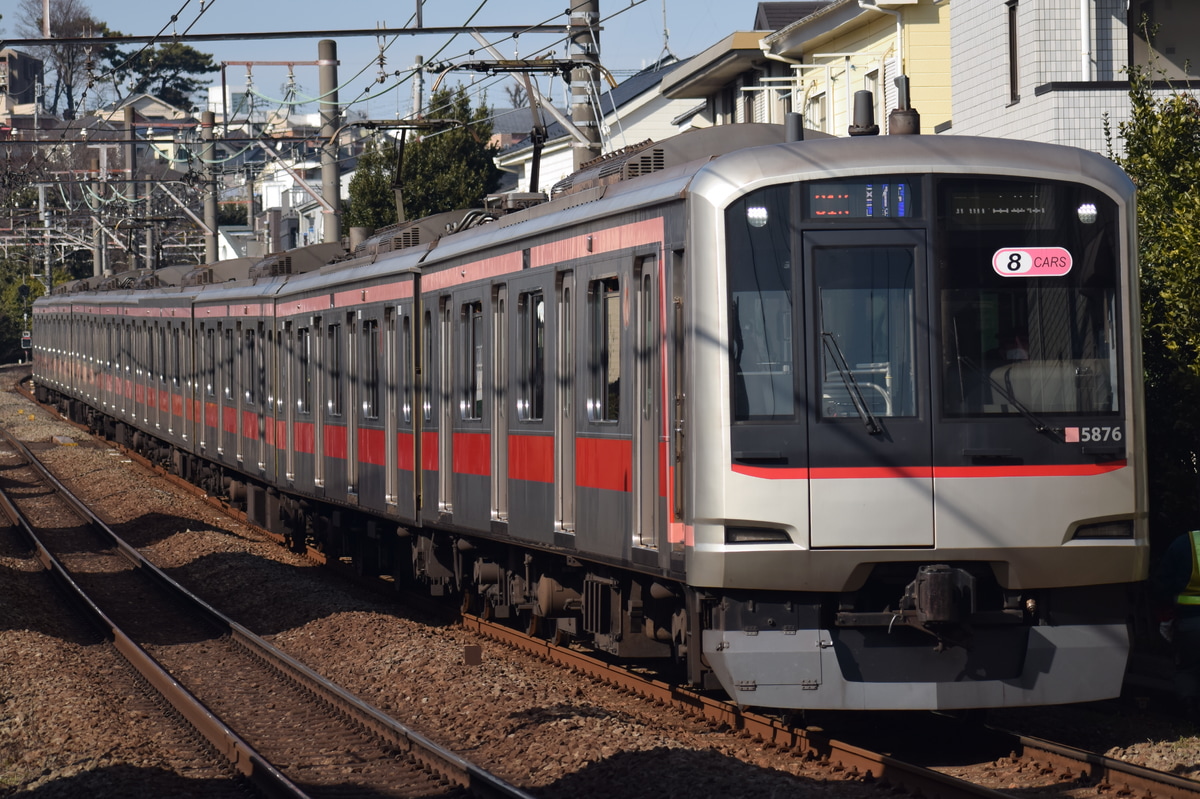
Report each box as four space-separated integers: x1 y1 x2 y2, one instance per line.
686 135 1145 710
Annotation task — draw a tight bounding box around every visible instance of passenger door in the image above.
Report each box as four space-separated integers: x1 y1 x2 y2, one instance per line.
803 230 933 548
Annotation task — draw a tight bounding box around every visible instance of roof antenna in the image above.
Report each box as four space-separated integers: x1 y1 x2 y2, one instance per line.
656 0 677 68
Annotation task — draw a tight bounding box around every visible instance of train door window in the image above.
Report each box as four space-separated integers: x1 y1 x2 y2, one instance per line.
363 318 380 420
635 259 659 549
422 310 433 423
816 247 916 419
244 327 257 405
284 322 295 480
222 327 234 401
158 325 167 383
517 291 545 422
439 297 453 512
493 285 509 521
461 300 484 420
171 327 181 388
297 326 312 414
146 323 155 382
385 309 397 505
327 321 343 417
401 313 413 424
587 277 621 423
556 273 577 533
204 327 216 397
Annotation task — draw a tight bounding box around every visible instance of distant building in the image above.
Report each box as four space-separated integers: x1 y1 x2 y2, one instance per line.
0 48 45 120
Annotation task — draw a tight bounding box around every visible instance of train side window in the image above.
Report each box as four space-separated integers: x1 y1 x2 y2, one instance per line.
588 277 621 423
363 319 380 420
297 327 312 414
461 301 484 420
328 322 343 416
517 291 545 422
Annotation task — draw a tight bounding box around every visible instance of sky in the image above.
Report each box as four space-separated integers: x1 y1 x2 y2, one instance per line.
4 0 765 119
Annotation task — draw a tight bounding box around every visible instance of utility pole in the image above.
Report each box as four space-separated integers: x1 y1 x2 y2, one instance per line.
569 0 602 169
125 106 139 270
318 39 342 244
201 110 219 263
87 143 118 277
36 184 51 292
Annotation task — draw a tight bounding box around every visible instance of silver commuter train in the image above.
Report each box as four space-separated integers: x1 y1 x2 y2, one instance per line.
33 123 1147 710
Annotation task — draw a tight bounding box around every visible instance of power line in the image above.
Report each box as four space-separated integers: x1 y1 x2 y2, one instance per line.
1 25 566 48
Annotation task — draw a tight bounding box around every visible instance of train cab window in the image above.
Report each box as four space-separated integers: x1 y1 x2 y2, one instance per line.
297 327 312 414
726 184 795 422
588 277 621 423
937 177 1121 416
461 301 484 420
363 319 380 420
327 322 343 417
517 291 546 422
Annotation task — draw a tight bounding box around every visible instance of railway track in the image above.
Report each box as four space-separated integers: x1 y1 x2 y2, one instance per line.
0 424 533 799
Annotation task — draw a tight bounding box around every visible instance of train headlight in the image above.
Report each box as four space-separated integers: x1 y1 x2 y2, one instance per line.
1072 520 1134 539
725 526 792 544
746 206 769 228
1077 203 1098 224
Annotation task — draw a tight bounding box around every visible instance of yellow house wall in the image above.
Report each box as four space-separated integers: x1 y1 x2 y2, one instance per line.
803 0 951 135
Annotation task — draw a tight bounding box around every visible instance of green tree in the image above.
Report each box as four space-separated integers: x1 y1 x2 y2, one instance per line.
1107 65 1200 541
344 136 399 231
399 86 502 219
107 41 217 112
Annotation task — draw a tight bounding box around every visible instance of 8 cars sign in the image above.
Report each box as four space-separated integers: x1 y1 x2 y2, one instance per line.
992 247 1073 277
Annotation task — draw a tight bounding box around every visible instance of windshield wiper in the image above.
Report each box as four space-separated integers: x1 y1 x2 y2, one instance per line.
960 354 1064 442
822 332 883 435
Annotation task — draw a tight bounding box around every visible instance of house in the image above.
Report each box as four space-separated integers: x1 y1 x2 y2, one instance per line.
949 0 1200 152
495 58 702 194
662 1 950 137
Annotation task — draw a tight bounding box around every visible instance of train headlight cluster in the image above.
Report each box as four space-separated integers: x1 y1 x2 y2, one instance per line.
1077 203 1098 224
746 206 770 228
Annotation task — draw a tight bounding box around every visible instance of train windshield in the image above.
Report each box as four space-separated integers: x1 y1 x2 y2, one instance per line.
936 177 1121 417
725 174 1122 427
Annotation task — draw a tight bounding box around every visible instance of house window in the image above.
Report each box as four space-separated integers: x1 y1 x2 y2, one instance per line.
807 93 827 133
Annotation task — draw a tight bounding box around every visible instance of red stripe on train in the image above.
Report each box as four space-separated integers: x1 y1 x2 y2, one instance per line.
577 438 632 492
509 434 553 483
453 432 490 476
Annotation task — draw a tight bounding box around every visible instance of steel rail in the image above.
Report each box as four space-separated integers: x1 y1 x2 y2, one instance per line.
0 428 306 799
0 426 535 799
